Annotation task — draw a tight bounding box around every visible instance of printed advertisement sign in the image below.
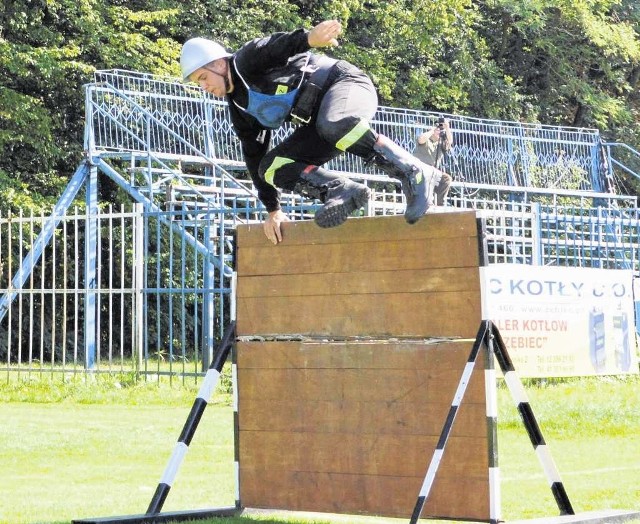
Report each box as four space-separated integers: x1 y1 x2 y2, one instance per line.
481 264 639 378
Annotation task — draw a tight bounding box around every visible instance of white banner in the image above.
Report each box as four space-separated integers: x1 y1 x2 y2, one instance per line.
481 264 639 378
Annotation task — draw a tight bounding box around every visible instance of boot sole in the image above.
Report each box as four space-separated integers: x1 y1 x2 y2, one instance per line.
314 187 371 228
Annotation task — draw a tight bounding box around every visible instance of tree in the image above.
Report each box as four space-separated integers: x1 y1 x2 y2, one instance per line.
477 0 640 129
0 0 182 210
1 0 640 208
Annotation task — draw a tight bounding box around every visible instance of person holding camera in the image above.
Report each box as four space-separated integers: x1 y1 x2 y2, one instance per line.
414 118 453 206
180 20 441 244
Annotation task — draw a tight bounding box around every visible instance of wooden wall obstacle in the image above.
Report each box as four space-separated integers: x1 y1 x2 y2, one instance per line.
234 212 493 521
71 211 636 524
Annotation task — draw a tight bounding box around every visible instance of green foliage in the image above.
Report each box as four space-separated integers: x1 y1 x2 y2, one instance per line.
0 169 51 211
171 0 306 53
478 0 640 128
0 369 231 405
0 0 183 213
1 0 640 205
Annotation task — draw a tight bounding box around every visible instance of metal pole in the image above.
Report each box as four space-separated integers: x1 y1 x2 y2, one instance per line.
84 162 99 370
409 322 488 524
146 321 236 515
134 203 145 372
490 322 574 516
0 162 89 323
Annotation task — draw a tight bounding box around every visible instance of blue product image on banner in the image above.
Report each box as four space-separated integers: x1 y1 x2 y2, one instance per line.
589 308 606 373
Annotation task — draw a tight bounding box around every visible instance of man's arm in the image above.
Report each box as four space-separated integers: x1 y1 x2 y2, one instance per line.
237 20 341 74
441 120 454 151
229 104 280 212
237 29 311 74
417 127 437 145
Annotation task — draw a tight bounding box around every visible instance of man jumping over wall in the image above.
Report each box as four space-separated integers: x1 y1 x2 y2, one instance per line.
180 20 441 244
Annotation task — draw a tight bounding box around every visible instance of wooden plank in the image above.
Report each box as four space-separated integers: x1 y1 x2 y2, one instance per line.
237 366 485 404
236 235 480 277
235 211 480 248
236 290 481 338
238 398 488 437
236 266 480 298
236 340 475 370
239 470 489 520
235 341 488 520
238 432 487 478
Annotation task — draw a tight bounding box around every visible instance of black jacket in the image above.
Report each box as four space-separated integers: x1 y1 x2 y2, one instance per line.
226 28 312 212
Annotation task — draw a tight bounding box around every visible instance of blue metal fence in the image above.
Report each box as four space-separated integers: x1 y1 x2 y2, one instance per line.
1 69 639 378
89 70 632 201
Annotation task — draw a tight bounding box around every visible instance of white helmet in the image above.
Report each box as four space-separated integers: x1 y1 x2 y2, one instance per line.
180 38 231 81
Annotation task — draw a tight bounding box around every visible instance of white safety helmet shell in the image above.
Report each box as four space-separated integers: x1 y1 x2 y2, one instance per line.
180 37 232 81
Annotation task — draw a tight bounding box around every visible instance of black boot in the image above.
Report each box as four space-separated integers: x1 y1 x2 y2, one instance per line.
293 167 371 228
372 135 442 224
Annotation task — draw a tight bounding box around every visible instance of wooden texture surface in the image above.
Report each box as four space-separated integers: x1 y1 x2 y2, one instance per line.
236 212 484 338
237 340 489 519
234 213 489 520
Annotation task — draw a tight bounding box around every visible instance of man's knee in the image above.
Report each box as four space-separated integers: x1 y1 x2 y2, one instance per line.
317 116 377 157
259 155 297 188
316 115 355 142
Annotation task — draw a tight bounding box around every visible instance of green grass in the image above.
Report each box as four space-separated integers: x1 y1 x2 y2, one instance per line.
1 375 639 524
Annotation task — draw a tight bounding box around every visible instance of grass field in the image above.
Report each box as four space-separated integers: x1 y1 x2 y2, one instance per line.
1 374 639 524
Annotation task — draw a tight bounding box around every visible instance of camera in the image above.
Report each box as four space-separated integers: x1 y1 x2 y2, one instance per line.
437 116 445 129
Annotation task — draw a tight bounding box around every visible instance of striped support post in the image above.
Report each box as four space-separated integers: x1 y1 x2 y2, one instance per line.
489 322 574 516
230 270 241 510
485 326 501 524
409 321 489 524
232 341 240 509
145 321 236 515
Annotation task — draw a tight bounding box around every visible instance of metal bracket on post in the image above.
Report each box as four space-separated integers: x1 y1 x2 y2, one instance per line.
489 321 575 517
145 320 237 517
409 321 489 524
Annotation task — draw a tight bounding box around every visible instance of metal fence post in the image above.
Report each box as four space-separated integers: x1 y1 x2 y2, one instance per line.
532 202 543 266
84 163 99 370
134 203 145 373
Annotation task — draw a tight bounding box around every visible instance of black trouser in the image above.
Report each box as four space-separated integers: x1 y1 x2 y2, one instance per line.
258 61 379 191
435 172 452 205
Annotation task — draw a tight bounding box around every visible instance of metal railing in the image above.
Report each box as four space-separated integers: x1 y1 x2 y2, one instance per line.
2 204 638 378
90 69 632 206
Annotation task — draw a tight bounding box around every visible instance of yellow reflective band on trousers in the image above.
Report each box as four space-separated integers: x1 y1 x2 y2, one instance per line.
335 119 370 152
265 157 295 187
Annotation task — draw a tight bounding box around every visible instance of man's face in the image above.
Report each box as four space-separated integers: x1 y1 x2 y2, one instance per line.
190 59 228 97
431 127 442 142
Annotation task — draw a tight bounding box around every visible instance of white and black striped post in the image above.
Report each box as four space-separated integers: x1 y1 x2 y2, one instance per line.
489 321 574 516
409 321 490 524
230 270 241 510
485 326 501 524
231 338 240 509
145 321 236 515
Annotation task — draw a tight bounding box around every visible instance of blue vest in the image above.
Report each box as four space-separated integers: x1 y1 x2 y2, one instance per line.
232 55 309 129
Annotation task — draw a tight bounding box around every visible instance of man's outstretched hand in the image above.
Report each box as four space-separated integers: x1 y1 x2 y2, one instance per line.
263 209 290 244
308 20 342 48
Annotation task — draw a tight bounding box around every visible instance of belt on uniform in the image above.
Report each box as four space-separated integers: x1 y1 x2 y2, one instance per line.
290 55 338 125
